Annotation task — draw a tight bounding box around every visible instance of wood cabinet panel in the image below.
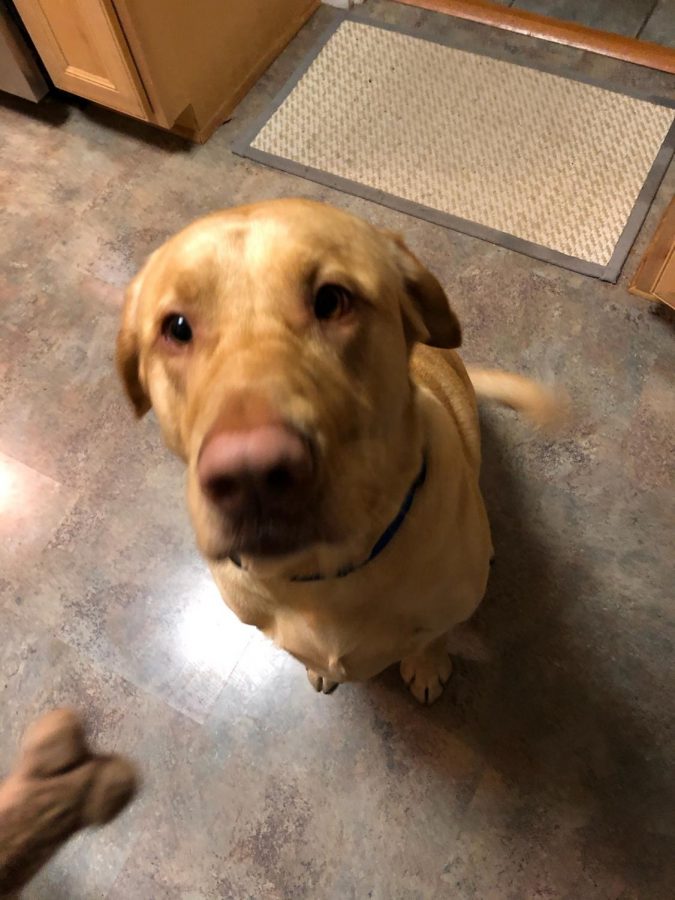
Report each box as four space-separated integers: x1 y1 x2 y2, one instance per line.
652 245 675 309
13 0 149 119
630 199 675 311
114 0 320 140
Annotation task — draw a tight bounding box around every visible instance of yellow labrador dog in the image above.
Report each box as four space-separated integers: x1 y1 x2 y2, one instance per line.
117 199 557 704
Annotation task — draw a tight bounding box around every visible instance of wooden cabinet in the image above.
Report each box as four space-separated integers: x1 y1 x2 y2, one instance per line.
12 0 319 141
630 198 675 311
13 0 150 119
652 245 675 309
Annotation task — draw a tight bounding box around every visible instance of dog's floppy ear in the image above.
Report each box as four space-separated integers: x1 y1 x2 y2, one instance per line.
116 263 152 418
384 230 461 349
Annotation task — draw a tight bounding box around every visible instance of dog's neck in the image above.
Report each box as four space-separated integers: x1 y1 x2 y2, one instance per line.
231 455 427 582
235 390 425 582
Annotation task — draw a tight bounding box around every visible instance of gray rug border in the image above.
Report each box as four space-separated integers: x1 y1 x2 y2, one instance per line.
232 12 675 282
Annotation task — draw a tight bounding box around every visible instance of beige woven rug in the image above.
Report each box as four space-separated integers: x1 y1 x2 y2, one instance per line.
235 17 675 281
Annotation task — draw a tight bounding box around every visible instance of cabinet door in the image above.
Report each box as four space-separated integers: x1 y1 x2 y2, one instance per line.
13 0 150 119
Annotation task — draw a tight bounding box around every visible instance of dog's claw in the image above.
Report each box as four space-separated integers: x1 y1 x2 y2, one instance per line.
306 668 339 695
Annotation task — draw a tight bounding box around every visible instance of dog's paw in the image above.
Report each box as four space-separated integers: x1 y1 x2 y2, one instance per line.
306 669 339 695
400 649 453 705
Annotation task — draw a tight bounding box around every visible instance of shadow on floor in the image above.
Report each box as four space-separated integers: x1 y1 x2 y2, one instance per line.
371 411 672 890
79 102 195 155
0 88 195 155
649 300 675 332
0 89 71 127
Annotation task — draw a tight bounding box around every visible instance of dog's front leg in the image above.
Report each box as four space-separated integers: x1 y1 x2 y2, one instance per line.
400 634 453 705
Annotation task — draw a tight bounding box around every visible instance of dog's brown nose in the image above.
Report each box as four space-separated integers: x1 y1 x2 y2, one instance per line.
197 424 313 516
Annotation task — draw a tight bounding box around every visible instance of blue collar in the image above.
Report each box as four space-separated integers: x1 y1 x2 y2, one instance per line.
229 456 427 583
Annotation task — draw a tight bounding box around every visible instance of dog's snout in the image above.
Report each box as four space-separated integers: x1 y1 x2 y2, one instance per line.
197 424 313 517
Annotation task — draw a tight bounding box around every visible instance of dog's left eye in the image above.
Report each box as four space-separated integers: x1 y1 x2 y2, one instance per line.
162 314 193 344
313 284 352 321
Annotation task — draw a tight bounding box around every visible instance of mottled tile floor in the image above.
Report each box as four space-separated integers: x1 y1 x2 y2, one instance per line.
1 2 674 898
511 0 665 40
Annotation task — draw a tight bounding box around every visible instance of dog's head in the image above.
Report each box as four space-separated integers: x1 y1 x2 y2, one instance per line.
116 200 460 566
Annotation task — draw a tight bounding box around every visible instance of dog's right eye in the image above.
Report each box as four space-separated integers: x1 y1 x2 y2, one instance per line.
313 284 353 322
162 314 193 344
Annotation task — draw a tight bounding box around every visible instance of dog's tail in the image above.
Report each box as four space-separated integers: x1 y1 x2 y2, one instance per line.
466 368 568 431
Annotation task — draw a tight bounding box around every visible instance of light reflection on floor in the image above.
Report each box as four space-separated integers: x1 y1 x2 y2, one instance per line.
175 573 254 673
0 450 64 551
0 455 15 516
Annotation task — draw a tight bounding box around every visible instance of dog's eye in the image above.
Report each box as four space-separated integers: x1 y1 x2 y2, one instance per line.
162 314 193 344
313 284 352 321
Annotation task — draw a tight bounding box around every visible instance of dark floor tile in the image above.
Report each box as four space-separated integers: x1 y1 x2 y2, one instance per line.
640 0 675 47
344 1 589 72
512 0 656 37
575 49 675 100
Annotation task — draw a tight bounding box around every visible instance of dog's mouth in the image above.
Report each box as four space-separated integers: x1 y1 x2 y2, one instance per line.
224 518 317 560
199 502 334 563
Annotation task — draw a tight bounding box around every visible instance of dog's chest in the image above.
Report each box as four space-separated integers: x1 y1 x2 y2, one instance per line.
266 602 427 681
218 563 473 682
